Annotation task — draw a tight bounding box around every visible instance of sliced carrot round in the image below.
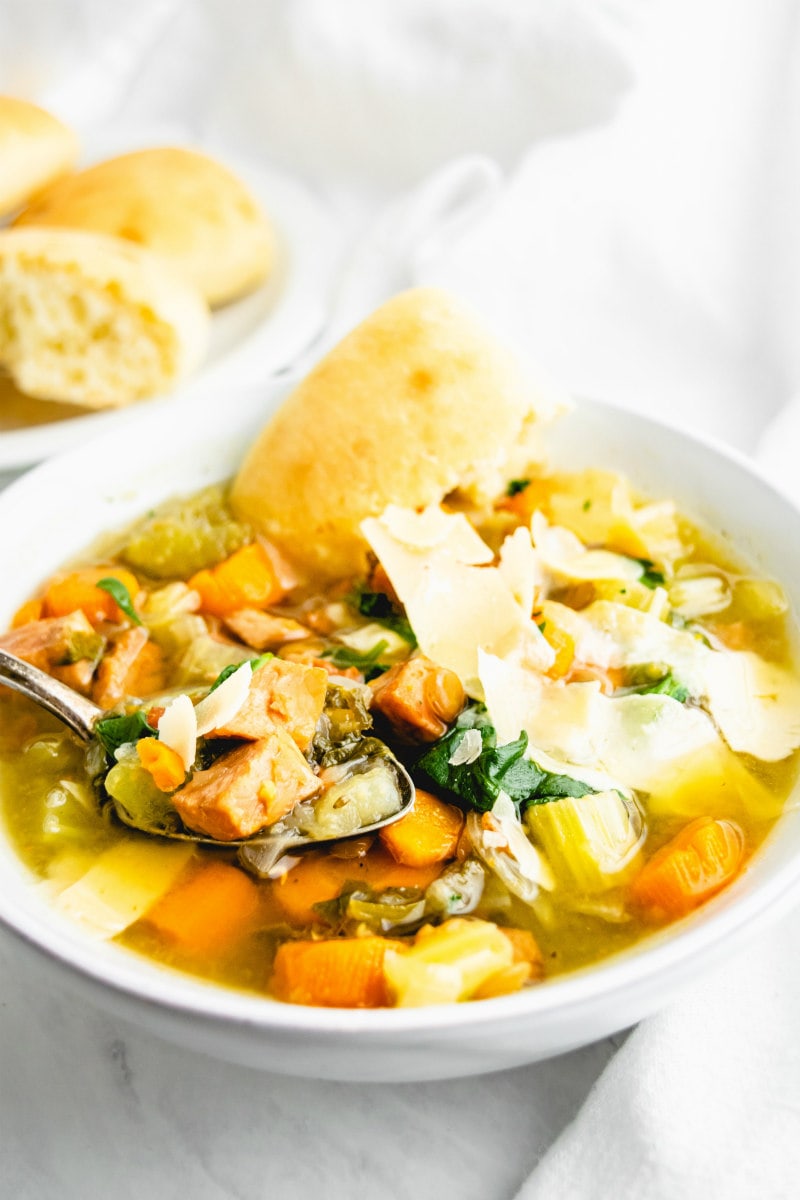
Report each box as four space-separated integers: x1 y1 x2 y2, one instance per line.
629 817 745 921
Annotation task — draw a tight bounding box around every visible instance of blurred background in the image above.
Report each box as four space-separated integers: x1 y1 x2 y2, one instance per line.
2 0 799 456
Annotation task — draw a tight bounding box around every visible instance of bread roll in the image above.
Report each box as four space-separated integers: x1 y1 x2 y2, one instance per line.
231 288 553 580
0 96 77 219
14 147 275 307
0 228 209 409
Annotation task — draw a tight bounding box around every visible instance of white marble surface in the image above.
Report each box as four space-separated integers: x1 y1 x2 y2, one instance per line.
0 924 623 1199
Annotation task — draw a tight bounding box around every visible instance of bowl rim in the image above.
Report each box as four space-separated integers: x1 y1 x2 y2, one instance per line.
1 384 799 1038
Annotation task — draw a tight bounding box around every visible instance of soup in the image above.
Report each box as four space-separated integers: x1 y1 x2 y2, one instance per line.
1 464 798 1009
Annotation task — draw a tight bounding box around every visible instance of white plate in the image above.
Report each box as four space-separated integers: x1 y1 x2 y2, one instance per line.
0 127 342 469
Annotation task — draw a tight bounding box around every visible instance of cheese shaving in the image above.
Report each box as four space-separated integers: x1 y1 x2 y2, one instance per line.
194 661 253 737
548 599 800 761
157 693 198 772
531 511 645 585
361 505 555 693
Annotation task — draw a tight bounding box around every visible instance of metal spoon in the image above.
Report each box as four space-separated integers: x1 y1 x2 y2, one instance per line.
0 646 415 864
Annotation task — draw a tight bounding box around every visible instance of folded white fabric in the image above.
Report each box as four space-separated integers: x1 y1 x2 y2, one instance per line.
517 908 800 1200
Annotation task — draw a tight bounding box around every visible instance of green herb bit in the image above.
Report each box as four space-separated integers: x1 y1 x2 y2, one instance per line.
96 577 142 625
415 725 593 815
321 640 390 681
638 670 690 703
506 478 531 497
208 653 273 693
635 558 666 589
95 710 155 756
582 499 592 511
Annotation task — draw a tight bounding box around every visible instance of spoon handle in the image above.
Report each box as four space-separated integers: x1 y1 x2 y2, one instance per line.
0 647 102 741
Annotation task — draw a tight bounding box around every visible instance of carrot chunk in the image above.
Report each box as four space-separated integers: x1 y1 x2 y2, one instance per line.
10 598 43 628
274 846 444 926
629 817 745 920
43 566 140 626
144 860 261 956
189 543 284 618
136 737 187 792
379 789 464 867
270 936 402 1007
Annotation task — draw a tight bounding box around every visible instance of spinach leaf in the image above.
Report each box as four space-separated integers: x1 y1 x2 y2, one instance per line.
95 710 154 756
355 589 417 647
96 577 142 625
416 724 594 815
321 640 390 681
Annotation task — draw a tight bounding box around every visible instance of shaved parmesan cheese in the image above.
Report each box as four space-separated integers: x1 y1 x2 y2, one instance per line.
498 525 541 616
158 693 197 772
478 649 721 792
449 728 483 766
362 505 554 693
551 600 800 761
531 511 644 585
374 504 493 561
194 661 253 737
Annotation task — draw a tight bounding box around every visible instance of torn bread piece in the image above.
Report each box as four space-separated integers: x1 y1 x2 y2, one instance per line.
231 288 562 580
0 227 209 408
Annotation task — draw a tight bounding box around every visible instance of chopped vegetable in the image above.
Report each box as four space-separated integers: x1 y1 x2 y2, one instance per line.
43 567 141 626
384 918 515 1006
104 746 183 835
525 790 645 892
629 816 744 919
416 724 593 815
120 485 252 579
95 577 142 625
144 861 261 955
136 737 186 792
95 710 154 756
354 588 417 646
379 789 464 867
321 640 390 678
53 838 193 938
270 936 402 1007
189 542 284 618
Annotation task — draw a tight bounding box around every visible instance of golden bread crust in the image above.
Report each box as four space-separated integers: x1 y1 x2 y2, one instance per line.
231 287 547 580
0 96 77 218
14 146 275 307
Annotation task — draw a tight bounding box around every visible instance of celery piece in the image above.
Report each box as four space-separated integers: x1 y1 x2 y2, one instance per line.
120 485 251 579
525 791 645 893
54 837 193 938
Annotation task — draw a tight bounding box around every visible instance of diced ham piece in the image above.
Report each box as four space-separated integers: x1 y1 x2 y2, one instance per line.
208 658 328 752
370 655 465 742
0 611 102 675
92 627 166 709
223 608 311 652
172 728 322 840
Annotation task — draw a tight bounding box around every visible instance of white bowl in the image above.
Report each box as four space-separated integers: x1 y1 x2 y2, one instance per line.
0 384 799 1083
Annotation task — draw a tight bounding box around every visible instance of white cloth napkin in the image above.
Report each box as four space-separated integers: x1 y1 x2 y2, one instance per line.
4 3 800 1198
